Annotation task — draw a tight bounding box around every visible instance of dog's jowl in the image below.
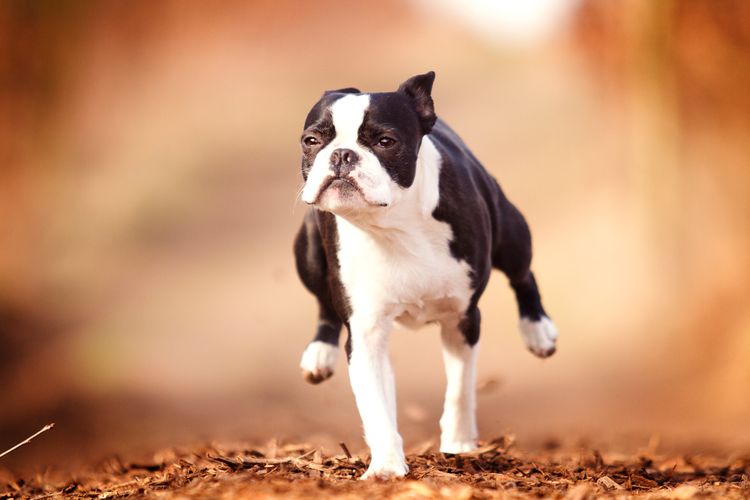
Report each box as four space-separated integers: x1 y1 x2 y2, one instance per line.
294 72 558 479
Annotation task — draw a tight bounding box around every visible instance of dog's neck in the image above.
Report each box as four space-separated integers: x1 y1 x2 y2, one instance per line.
333 136 442 238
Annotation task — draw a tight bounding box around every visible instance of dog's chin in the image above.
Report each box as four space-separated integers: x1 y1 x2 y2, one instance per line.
314 179 383 214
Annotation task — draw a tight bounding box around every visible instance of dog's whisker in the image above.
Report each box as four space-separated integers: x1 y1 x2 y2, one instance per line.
292 182 306 214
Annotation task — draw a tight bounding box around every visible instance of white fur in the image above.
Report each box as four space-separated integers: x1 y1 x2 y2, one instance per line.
301 94 396 210
300 340 339 381
519 316 558 358
335 136 474 479
347 319 407 480
439 319 479 453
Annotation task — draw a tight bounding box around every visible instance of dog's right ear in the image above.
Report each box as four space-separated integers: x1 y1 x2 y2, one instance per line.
323 87 360 97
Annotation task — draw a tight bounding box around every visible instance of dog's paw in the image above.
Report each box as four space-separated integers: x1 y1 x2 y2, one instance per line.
300 341 338 384
359 459 408 480
519 316 558 358
439 440 477 454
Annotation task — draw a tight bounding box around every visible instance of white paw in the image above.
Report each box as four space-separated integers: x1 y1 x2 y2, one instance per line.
360 458 408 480
519 316 558 358
440 440 477 454
300 341 338 384
439 413 478 454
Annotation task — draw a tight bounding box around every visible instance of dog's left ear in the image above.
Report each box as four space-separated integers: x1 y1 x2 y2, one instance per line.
397 71 437 135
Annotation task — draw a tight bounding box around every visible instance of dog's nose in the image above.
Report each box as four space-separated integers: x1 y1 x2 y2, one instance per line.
330 148 359 177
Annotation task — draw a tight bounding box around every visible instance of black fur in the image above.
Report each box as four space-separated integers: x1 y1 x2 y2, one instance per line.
293 211 342 347
397 71 437 134
429 119 549 329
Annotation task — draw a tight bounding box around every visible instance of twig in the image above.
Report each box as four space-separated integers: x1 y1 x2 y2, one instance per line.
295 448 317 461
29 492 62 500
242 457 294 465
339 442 352 459
0 423 55 459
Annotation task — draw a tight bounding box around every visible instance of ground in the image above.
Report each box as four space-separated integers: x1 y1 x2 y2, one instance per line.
2 436 748 499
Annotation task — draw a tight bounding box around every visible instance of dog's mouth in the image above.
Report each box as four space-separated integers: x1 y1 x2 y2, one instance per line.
311 176 387 207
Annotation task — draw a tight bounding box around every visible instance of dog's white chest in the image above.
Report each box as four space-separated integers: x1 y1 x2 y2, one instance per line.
335 215 473 327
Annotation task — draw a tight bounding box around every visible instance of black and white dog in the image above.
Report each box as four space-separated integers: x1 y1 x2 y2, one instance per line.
294 72 558 479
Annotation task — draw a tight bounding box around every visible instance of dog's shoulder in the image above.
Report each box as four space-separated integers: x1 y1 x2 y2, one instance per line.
428 120 496 187
427 119 505 280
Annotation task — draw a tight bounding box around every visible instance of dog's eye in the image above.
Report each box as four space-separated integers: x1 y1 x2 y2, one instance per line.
303 136 320 147
377 137 396 148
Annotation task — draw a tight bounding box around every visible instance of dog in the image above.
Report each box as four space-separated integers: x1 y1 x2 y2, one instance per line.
293 72 558 479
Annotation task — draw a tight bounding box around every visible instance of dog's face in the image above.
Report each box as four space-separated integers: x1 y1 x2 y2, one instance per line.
299 72 437 214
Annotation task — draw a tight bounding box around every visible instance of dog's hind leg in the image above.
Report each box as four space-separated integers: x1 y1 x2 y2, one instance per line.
438 308 480 453
512 273 558 358
493 201 558 358
294 211 343 383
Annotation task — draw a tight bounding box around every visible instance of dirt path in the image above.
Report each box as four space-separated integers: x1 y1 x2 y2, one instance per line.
2 436 748 499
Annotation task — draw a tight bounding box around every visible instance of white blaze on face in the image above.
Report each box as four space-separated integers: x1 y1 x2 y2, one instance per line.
301 94 396 211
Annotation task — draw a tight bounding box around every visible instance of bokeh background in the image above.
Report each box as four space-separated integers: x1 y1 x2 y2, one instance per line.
2 0 749 471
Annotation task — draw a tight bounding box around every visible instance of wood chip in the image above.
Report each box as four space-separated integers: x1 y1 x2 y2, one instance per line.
596 475 623 490
3 435 749 499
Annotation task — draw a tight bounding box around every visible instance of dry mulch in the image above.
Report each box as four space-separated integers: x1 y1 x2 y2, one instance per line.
2 436 749 499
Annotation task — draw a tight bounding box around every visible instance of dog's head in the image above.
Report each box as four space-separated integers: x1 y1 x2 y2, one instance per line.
299 72 437 214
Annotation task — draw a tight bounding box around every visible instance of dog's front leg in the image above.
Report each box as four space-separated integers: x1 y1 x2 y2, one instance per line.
347 315 407 479
439 309 480 453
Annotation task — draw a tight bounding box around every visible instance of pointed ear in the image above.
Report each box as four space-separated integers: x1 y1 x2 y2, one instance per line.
323 87 360 97
397 71 436 134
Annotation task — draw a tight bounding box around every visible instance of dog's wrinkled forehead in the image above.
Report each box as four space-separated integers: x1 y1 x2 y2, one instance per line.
304 92 422 146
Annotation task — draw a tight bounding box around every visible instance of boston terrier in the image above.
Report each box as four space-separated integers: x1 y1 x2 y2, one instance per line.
293 72 558 479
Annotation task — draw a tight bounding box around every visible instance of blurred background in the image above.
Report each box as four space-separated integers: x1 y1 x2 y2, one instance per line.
1 0 749 471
